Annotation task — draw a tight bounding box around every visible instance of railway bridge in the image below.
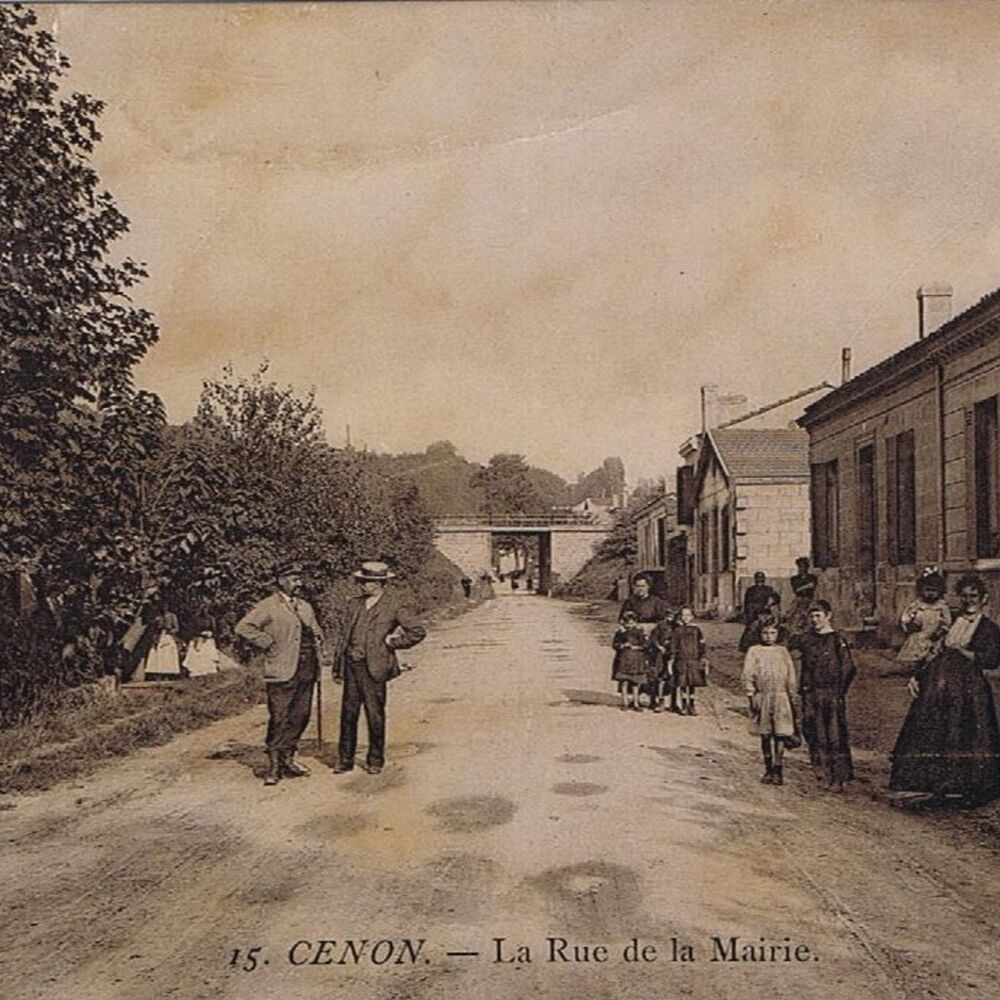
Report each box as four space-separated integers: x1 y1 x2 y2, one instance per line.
432 513 610 593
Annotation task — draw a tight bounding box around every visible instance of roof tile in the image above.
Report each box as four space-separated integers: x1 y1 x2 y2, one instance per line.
709 428 809 481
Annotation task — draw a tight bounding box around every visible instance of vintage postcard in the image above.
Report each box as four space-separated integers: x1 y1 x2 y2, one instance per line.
3 3 1000 999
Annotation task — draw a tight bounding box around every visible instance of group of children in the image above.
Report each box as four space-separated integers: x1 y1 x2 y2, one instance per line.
611 607 708 716
612 592 858 793
742 601 855 790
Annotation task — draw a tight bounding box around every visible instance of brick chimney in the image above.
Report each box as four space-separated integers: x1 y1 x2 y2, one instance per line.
701 384 748 430
917 282 953 339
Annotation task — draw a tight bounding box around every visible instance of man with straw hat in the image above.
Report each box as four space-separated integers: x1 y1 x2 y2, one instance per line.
333 560 426 775
235 559 325 786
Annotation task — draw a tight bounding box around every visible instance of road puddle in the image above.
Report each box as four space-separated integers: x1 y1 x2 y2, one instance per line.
426 794 517 832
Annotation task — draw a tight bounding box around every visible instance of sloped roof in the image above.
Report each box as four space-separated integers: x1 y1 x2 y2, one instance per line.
800 284 1000 428
716 381 833 429
707 428 810 483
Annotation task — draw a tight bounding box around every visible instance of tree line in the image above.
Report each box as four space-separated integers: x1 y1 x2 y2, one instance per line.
0 7 435 725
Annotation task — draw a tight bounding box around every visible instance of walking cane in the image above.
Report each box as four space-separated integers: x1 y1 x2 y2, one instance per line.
315 668 323 747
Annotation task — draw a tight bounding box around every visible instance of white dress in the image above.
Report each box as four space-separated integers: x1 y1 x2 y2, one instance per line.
897 599 951 665
143 631 181 676
742 644 798 737
183 635 220 676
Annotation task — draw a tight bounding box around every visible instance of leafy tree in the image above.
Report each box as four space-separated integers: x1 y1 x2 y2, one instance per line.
471 453 548 516
1 4 160 705
589 481 662 565
181 364 434 622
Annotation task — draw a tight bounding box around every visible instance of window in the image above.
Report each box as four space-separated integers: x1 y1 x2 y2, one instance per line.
699 510 710 575
886 429 916 565
970 397 1000 559
655 516 666 568
810 460 839 567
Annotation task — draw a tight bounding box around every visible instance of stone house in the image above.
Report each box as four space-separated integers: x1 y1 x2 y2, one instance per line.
673 382 830 614
690 428 811 617
632 491 686 604
798 283 1000 638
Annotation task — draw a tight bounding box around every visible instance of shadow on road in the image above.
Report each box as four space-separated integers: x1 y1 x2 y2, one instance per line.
561 688 619 708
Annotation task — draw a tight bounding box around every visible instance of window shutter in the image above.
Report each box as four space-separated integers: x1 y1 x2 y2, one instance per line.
966 407 979 560
885 434 898 565
676 466 694 525
810 463 825 567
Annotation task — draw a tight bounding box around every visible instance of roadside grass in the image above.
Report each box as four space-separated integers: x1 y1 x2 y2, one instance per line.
0 668 264 795
0 573 490 798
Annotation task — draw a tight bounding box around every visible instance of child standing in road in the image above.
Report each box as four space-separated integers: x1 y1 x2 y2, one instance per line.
612 610 650 712
670 607 708 716
788 601 856 792
742 619 800 785
649 613 677 713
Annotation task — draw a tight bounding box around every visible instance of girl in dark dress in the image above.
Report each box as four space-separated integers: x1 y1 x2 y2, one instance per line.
889 574 1000 807
670 607 708 716
612 611 651 712
788 600 855 791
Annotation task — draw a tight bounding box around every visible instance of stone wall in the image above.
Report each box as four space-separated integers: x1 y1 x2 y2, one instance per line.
549 528 605 583
433 530 492 578
734 482 811 611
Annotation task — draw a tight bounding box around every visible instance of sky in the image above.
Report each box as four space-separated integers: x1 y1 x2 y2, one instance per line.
39 0 1000 482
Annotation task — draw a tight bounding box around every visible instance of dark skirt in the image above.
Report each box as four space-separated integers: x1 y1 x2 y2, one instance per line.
802 688 853 784
674 657 707 688
612 648 653 685
889 649 1000 805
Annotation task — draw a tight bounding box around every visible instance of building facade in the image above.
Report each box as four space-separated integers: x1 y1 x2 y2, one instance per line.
690 428 811 618
674 383 829 615
633 491 686 604
798 284 1000 637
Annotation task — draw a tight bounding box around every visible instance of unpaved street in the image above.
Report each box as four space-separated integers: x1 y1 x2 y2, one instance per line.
3 594 1000 1000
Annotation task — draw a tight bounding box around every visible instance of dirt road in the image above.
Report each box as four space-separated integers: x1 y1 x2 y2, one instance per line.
4 594 1000 1000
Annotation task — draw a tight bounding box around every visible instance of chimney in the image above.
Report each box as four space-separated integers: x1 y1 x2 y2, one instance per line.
841 347 852 384
700 384 717 433
917 282 953 339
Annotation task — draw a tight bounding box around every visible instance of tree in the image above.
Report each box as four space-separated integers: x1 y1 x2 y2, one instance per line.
471 453 547 516
182 364 434 618
1 5 160 705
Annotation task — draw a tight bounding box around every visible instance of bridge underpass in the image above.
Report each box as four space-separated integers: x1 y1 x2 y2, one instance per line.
432 515 610 593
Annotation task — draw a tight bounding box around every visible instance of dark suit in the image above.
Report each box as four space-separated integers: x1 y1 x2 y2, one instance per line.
335 589 426 768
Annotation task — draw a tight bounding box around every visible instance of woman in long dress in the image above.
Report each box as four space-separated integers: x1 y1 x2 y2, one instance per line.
141 607 182 678
182 615 220 677
889 574 1000 807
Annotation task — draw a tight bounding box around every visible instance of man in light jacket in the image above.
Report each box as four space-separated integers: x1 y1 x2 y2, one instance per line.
333 561 426 775
235 560 325 786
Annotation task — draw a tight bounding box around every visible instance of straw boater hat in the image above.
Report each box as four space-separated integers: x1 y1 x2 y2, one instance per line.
353 560 396 581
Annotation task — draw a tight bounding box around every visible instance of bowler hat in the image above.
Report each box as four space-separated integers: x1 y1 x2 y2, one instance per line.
274 559 305 578
353 560 396 581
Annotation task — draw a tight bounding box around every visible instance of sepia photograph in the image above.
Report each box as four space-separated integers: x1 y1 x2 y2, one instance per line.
3 2 1000 998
